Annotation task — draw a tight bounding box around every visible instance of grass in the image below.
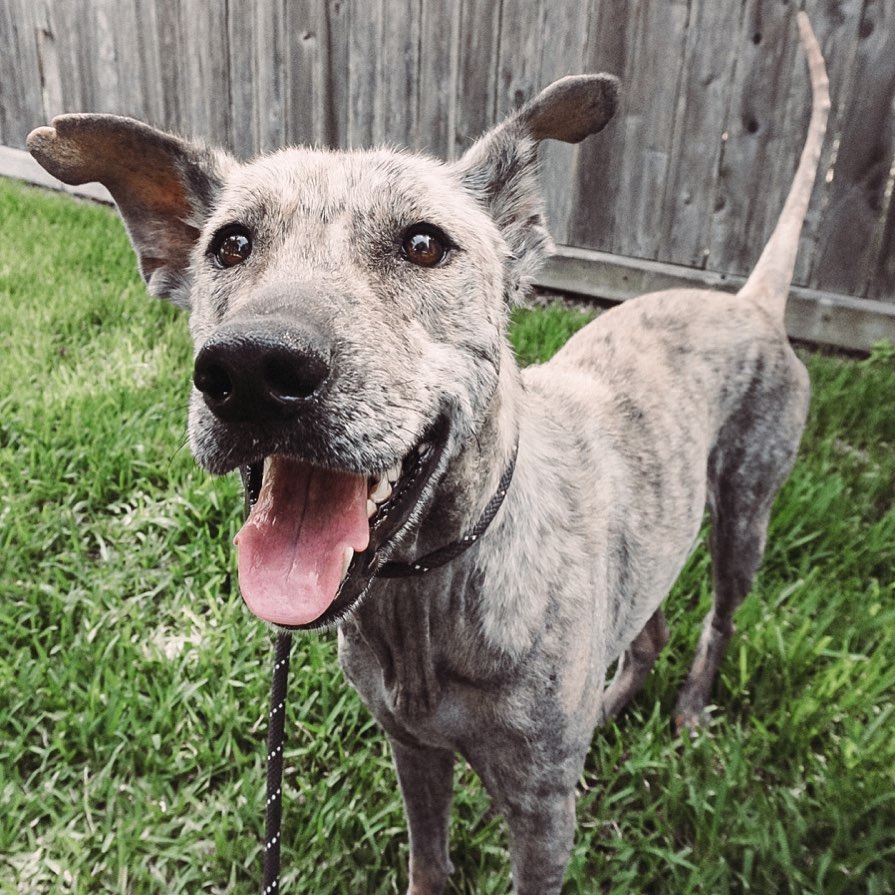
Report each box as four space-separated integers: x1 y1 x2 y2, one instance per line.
1 176 893 894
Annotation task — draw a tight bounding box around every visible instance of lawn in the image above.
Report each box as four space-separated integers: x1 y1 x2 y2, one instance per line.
1 177 893 894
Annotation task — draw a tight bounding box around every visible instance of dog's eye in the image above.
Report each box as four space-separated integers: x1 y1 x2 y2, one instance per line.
401 224 451 268
211 225 253 269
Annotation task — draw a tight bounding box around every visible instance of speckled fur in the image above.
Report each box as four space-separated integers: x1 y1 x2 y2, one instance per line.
26 14 829 893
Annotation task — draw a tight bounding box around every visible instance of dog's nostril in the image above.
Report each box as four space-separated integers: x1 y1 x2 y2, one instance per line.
194 361 234 404
264 353 328 401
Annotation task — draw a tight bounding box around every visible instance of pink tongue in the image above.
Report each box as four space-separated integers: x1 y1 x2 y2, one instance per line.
235 456 371 626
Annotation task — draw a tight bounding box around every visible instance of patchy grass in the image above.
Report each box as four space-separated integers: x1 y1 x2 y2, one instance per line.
1 178 893 894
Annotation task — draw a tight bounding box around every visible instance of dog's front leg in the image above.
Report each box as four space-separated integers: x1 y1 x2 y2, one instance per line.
390 738 455 895
467 731 583 893
503 787 577 894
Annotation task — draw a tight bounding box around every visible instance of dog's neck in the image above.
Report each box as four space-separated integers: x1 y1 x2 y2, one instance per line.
346 345 524 717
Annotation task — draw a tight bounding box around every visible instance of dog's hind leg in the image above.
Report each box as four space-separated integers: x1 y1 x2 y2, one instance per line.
674 497 773 731
600 608 669 722
391 740 455 895
674 375 807 730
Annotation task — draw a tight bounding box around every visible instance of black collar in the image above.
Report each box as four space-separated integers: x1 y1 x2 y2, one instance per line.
377 440 518 578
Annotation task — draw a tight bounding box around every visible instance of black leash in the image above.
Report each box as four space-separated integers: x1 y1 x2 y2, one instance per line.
255 441 517 892
261 631 293 895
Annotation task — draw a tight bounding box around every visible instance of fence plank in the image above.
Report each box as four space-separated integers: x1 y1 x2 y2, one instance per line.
348 0 385 147
535 245 895 352
154 0 187 132
568 0 691 260
612 0 690 261
537 0 591 245
453 0 503 157
655 0 743 270
381 0 422 148
179 0 231 141
228 0 259 158
416 0 461 157
810 0 895 300
792 0 864 287
704 0 807 278
285 0 326 148
495 0 544 122
254 0 287 152
873 181 895 302
32 2 65 120
324 0 351 149
1 1 45 148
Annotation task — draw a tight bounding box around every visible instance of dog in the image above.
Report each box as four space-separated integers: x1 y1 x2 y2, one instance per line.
28 11 828 893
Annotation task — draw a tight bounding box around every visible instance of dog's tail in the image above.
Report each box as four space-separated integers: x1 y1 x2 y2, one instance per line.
737 11 830 322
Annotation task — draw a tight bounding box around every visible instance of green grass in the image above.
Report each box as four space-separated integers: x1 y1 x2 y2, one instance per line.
1 177 893 894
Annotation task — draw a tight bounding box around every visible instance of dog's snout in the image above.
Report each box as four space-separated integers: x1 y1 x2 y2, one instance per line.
193 324 330 423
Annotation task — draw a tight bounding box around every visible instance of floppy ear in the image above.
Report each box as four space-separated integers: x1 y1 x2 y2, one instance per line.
28 115 234 308
454 74 619 299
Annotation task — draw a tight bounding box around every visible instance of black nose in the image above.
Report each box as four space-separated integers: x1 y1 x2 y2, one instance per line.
193 321 331 423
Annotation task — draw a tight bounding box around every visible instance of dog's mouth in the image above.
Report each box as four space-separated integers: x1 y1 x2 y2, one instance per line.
234 417 448 629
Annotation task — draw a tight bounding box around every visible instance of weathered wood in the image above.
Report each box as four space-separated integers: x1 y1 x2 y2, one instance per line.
180 0 231 142
416 0 461 157
874 179 895 301
453 0 503 156
32 2 65 120
706 0 804 278
324 0 352 149
285 0 326 148
348 0 385 148
381 0 421 148
655 0 743 269
132 0 166 127
537 0 591 244
535 245 895 352
0 0 43 148
495 0 544 122
228 0 260 158
792 0 864 287
254 0 288 152
155 0 187 132
613 0 690 261
810 0 895 300
567 0 633 253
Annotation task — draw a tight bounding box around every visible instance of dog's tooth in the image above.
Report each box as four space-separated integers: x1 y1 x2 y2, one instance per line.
386 461 402 484
370 476 392 504
340 547 354 581
367 498 377 519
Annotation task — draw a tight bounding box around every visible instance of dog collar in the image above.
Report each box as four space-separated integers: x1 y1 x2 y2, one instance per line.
377 439 518 578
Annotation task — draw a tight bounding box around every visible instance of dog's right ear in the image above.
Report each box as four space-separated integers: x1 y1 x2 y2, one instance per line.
28 115 233 308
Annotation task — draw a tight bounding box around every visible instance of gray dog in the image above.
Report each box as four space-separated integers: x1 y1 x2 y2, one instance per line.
29 11 828 893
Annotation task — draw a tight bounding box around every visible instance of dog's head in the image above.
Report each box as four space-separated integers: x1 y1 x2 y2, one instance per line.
28 75 618 629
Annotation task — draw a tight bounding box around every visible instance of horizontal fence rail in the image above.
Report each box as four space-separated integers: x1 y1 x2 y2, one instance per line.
2 0 894 343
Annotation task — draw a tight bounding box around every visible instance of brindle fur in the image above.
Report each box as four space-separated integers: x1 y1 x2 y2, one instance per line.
28 13 829 893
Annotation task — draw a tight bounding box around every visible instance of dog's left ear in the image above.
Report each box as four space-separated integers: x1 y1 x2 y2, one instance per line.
28 115 234 308
454 74 619 299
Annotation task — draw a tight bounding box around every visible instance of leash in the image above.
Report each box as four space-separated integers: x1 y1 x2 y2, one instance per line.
253 441 517 892
262 631 293 895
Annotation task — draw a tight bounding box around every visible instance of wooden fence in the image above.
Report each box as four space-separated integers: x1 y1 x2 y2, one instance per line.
2 0 894 348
